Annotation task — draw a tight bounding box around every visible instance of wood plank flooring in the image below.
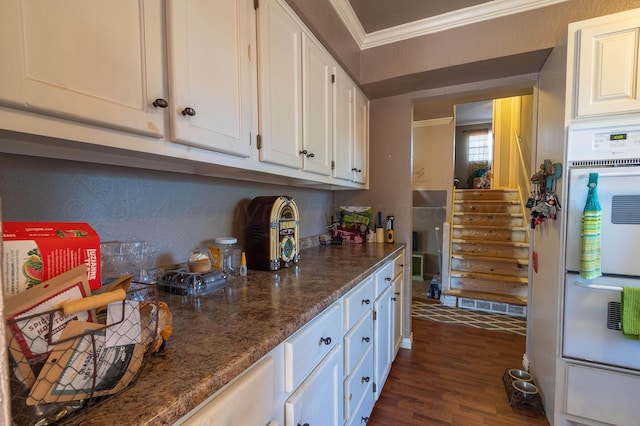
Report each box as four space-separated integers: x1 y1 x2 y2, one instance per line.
367 318 549 425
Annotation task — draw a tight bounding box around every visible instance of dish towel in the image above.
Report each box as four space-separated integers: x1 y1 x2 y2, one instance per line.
622 287 640 340
580 173 602 280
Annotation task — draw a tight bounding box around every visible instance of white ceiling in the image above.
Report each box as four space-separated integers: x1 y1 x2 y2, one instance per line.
456 101 493 126
330 0 569 49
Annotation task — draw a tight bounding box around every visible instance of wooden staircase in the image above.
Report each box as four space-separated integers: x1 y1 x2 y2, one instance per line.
443 189 529 314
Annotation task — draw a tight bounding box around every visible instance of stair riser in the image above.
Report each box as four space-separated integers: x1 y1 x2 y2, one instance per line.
455 190 518 201
451 258 528 277
454 203 521 214
452 242 529 259
453 214 525 227
452 227 526 242
449 277 528 298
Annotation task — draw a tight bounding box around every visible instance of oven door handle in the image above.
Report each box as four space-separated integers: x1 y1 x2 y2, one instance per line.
574 281 623 292
574 171 640 178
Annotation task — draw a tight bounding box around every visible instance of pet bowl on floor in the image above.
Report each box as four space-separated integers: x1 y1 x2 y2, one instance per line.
508 368 533 382
512 380 539 395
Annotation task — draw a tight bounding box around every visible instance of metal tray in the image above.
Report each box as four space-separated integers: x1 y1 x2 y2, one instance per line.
157 269 227 296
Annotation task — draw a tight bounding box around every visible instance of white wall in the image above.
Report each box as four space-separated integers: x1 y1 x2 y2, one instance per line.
528 32 568 425
0 154 334 267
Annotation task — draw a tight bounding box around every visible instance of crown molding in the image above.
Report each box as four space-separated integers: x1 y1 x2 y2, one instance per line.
330 0 569 50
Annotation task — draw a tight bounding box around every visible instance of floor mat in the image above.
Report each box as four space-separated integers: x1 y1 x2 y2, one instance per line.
412 299 527 336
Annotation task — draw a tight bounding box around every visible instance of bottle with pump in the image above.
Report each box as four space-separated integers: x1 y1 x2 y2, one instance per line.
385 216 395 243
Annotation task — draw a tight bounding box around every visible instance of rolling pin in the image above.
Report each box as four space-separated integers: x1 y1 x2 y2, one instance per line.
59 288 127 316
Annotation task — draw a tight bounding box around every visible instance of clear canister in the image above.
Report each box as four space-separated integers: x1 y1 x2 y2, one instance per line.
213 237 242 276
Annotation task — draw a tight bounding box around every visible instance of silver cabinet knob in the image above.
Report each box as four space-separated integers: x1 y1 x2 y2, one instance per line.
181 107 196 117
152 98 168 108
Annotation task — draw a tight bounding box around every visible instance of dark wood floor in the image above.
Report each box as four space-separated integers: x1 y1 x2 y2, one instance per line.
367 317 549 426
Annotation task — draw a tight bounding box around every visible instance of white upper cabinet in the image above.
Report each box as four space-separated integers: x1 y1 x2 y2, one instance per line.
0 0 253 158
166 0 252 157
353 87 369 185
257 0 342 177
302 34 334 176
573 13 640 118
333 69 355 181
256 0 304 169
0 0 165 138
333 71 369 185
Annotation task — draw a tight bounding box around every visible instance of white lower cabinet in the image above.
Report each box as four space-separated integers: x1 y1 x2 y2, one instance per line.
285 344 343 426
391 251 405 356
373 284 393 400
344 346 374 423
175 346 283 426
342 276 375 424
175 253 402 426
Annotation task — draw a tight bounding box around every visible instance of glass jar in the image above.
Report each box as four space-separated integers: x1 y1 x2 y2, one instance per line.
213 237 242 276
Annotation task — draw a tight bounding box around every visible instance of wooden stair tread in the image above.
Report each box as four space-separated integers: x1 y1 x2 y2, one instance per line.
449 270 528 284
454 199 519 204
453 224 527 231
452 239 529 247
453 212 524 217
442 289 527 306
451 253 529 264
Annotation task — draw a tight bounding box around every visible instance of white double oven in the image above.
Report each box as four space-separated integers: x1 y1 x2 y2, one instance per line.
563 121 640 372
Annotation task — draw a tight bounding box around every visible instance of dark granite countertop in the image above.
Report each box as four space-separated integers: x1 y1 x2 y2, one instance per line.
63 243 404 425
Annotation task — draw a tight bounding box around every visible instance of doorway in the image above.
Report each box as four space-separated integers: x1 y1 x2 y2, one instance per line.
411 92 536 304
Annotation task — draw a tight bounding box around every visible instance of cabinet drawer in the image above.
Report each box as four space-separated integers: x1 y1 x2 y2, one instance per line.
344 275 374 330
565 364 640 425
285 302 342 392
344 346 373 423
344 312 373 375
374 262 393 298
393 252 405 279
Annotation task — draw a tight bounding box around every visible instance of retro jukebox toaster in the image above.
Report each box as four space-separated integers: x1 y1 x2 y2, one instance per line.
245 195 300 271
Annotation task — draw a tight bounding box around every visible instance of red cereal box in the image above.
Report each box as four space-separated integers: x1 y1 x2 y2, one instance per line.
2 222 101 296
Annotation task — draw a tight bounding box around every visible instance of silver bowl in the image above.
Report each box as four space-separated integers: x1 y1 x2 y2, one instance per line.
512 380 539 395
508 368 532 382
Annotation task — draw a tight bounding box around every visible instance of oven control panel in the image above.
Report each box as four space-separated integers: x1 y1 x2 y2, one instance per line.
568 123 640 162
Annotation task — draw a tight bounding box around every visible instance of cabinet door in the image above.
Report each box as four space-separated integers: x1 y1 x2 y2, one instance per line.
373 284 393 401
392 273 403 357
576 16 640 117
166 0 252 157
333 69 354 181
392 252 405 357
0 0 164 138
257 0 303 169
353 88 369 184
302 34 333 176
177 356 276 426
285 344 342 426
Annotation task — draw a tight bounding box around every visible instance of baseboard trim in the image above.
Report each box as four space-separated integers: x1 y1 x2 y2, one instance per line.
400 333 413 350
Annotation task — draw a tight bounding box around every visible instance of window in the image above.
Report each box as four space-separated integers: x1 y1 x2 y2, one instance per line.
467 130 492 162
